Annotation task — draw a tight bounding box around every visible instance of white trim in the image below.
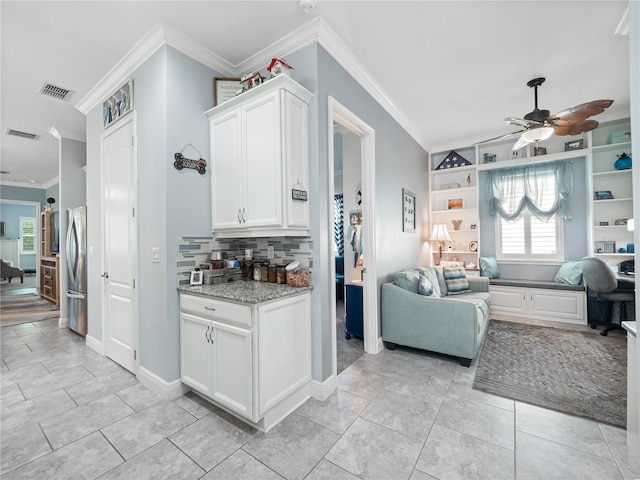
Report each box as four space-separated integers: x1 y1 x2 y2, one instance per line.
85 334 104 355
58 316 69 329
137 366 189 401
0 180 49 189
42 177 60 190
76 23 234 115
75 19 424 151
309 375 337 401
328 96 381 385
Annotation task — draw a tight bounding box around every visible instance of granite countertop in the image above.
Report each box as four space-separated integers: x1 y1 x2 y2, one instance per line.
179 281 312 305
623 321 637 337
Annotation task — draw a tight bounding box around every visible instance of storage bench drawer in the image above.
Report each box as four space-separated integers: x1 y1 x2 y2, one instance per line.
180 293 251 328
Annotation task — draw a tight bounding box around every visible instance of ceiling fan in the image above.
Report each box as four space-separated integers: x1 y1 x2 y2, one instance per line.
482 77 613 150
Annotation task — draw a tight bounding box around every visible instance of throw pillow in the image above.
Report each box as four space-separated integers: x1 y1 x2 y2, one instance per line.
554 261 583 285
415 267 441 297
394 270 420 293
443 266 471 295
433 266 449 296
480 256 500 279
418 274 437 297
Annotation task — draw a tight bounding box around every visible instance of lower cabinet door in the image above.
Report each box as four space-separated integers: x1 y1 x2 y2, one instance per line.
211 321 253 418
180 313 212 396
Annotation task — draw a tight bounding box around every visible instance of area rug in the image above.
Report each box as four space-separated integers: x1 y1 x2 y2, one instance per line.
473 319 626 428
0 294 60 327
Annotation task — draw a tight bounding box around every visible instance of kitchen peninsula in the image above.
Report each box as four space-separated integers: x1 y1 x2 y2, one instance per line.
178 281 311 432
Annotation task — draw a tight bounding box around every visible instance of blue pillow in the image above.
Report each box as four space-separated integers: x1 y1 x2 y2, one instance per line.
443 267 471 295
394 270 420 293
418 274 437 297
415 267 441 297
480 257 500 279
554 261 583 285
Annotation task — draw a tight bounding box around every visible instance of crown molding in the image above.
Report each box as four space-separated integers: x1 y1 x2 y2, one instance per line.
76 22 235 114
49 126 85 143
0 179 48 189
75 19 422 151
235 17 321 75
315 19 422 150
42 176 60 189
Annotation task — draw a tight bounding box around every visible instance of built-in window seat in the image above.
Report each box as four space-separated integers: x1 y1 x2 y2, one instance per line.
489 278 586 325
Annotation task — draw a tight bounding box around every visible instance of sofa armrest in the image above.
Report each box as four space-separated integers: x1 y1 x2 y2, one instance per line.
468 276 489 292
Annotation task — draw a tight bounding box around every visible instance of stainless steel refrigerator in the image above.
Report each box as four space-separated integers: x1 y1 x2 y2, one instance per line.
66 206 87 336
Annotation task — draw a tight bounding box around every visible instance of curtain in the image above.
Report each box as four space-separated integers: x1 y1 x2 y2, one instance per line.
487 161 573 221
334 194 344 255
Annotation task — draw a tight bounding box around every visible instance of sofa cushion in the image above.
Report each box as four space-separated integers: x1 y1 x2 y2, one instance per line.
480 256 500 279
415 267 442 297
452 291 491 320
394 270 420 293
443 267 471 295
418 274 437 297
433 266 448 296
554 261 583 285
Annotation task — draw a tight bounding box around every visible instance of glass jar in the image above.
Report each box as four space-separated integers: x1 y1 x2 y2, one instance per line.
268 265 277 283
276 265 286 284
261 264 270 282
253 263 262 281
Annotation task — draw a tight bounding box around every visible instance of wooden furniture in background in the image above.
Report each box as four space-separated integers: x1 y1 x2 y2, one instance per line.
40 211 59 305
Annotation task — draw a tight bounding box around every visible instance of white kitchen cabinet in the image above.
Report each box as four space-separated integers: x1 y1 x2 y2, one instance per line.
490 285 586 325
206 75 312 238
179 290 311 432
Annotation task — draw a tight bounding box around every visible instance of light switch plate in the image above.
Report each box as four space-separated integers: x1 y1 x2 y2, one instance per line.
152 247 160 263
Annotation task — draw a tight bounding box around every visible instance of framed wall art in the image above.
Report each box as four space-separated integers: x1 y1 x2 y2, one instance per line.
402 188 416 232
103 80 133 129
214 78 241 106
447 198 463 209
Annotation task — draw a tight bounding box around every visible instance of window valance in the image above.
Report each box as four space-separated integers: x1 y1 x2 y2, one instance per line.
487 161 573 221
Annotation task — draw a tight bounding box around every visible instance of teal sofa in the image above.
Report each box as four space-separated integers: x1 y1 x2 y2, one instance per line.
381 267 491 367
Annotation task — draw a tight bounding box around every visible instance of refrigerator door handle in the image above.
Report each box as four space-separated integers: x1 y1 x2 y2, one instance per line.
67 292 85 299
66 213 76 284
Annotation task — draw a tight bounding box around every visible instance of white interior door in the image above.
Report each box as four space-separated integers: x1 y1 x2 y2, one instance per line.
102 115 138 373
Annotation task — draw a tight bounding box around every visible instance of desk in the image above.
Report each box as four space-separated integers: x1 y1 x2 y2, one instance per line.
587 273 635 328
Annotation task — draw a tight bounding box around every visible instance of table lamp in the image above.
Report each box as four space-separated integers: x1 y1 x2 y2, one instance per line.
429 224 452 265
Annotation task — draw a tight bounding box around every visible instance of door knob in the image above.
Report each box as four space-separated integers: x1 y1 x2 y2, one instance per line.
101 272 109 279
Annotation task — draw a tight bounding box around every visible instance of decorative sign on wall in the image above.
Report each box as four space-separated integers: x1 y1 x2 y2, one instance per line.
103 81 133 129
174 143 207 175
292 181 308 201
214 77 241 106
402 188 416 233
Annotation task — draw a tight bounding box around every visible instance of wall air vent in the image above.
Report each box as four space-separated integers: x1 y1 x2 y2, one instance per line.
6 129 38 140
40 82 71 100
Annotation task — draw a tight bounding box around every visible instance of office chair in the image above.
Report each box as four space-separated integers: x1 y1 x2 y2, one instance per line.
581 256 634 336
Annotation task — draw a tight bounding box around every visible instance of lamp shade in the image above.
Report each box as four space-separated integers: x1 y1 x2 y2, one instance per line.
429 224 452 242
520 126 554 144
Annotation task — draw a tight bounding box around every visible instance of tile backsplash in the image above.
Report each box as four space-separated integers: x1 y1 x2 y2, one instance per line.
177 236 313 286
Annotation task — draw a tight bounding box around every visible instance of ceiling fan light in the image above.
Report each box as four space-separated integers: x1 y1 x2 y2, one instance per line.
521 126 555 143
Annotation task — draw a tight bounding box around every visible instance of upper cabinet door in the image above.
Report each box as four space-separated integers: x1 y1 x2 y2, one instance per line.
243 91 283 229
211 109 243 230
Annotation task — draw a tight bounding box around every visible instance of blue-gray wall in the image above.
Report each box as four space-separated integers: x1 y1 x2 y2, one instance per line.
478 156 589 280
0 202 39 269
86 45 220 382
0 185 45 204
44 184 60 211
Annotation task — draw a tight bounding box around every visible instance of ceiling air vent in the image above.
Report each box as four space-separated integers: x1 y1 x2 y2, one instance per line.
40 82 71 100
6 129 38 140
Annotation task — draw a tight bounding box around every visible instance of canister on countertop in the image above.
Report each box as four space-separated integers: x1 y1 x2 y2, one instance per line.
253 263 262 281
261 263 270 282
285 261 310 287
276 265 286 284
268 264 277 283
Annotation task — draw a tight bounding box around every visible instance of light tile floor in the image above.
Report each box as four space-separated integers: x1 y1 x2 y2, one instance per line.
2 317 639 479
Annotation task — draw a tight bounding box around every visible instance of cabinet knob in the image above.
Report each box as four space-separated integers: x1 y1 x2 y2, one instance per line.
241 208 246 224
237 209 242 224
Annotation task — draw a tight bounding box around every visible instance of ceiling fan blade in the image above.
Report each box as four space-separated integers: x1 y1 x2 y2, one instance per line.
553 119 599 136
555 113 588 125
475 129 525 144
505 117 538 128
553 99 614 119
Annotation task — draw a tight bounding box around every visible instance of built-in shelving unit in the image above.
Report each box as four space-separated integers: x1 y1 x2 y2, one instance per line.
428 116 632 269
39 211 59 305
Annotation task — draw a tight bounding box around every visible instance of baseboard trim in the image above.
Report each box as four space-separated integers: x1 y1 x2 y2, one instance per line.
85 335 104 355
137 366 189 401
58 316 69 329
309 375 336 401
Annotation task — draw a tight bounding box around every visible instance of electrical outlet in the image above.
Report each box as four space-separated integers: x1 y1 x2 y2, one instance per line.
152 247 160 263
267 245 274 259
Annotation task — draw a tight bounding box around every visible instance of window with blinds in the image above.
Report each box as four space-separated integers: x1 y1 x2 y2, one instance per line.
495 169 564 261
19 217 36 254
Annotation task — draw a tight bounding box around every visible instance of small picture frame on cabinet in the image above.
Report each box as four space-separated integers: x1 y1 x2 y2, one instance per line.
564 139 584 151
594 191 614 200
190 270 203 286
214 78 242 106
533 147 547 156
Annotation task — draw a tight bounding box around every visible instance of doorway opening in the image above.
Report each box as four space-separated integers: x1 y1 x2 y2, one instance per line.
328 97 380 379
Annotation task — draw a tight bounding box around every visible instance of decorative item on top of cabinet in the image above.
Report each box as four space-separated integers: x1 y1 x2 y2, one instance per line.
267 58 294 77
205 75 313 238
214 77 242 106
